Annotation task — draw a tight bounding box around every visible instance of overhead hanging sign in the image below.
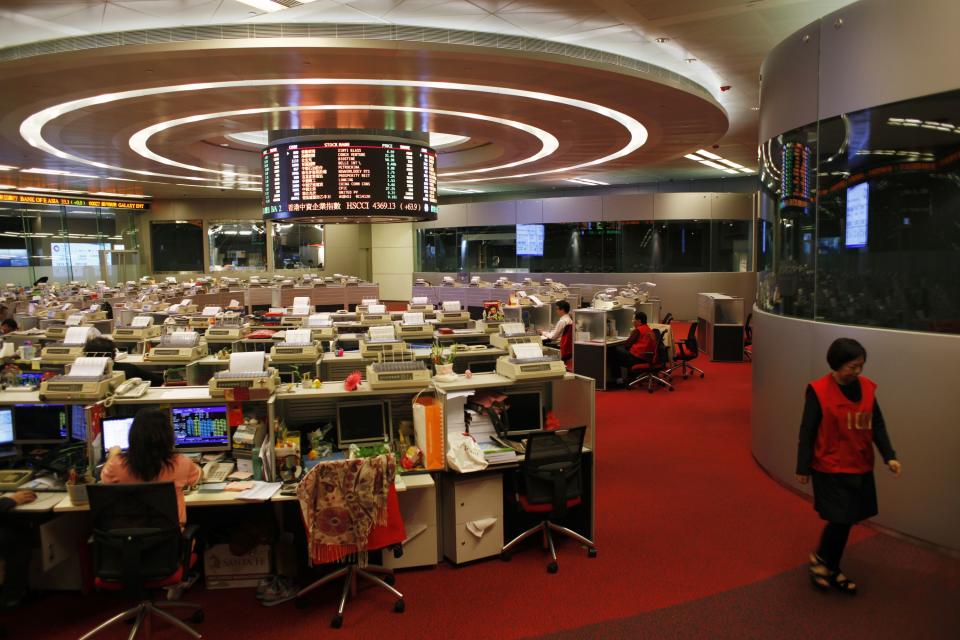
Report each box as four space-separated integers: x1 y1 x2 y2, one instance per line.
0 192 149 210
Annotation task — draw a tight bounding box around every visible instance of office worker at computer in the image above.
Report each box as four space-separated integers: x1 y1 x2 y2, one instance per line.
613 311 656 381
796 338 901 595
0 490 37 608
102 408 202 527
541 300 573 342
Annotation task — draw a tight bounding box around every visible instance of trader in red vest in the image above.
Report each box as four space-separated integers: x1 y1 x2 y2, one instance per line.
613 310 657 384
796 338 901 594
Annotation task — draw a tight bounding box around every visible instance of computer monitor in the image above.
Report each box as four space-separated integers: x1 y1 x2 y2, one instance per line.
336 400 390 448
102 416 134 452
504 390 544 435
171 405 230 453
0 408 14 446
13 404 69 444
71 405 87 441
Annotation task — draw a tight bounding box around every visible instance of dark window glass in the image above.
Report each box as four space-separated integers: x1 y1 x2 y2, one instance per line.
618 221 656 272
710 220 752 272
151 220 203 272
461 226 517 271
655 220 709 272
272 222 323 270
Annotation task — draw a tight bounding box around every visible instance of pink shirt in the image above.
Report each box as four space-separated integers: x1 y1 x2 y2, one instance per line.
101 454 202 526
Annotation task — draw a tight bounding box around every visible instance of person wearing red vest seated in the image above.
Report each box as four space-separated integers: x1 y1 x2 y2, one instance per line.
541 299 573 343
796 338 901 595
613 311 657 383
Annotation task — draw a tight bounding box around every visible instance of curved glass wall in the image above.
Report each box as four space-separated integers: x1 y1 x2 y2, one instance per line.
758 88 960 334
416 219 751 274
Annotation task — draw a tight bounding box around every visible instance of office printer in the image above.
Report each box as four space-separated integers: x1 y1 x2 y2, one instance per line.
209 352 280 397
269 329 321 363
490 322 544 350
496 342 567 381
395 312 433 340
592 289 622 311
407 297 434 313
360 325 410 359
113 315 162 341
188 306 221 329
366 357 431 390
39 357 126 401
360 303 392 325
144 331 207 362
281 297 313 328
167 298 199 315
436 301 470 322
302 314 335 341
40 326 98 364
205 313 250 340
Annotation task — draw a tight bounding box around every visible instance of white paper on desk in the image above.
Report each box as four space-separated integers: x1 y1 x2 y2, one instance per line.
230 351 265 373
65 314 83 327
412 296 428 305
131 315 153 328
201 306 221 316
236 481 282 501
402 312 424 326
511 342 543 360
528 295 544 307
64 326 93 345
442 300 461 312
285 329 312 344
368 304 386 314
368 325 395 340
90 304 100 312
305 314 331 327
229 299 240 307
268 307 285 314
181 299 192 306
292 305 310 316
168 331 198 346
293 296 310 308
68 357 108 378
502 322 525 336
361 298 379 306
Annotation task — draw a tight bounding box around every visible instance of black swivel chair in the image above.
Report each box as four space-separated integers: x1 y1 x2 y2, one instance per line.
81 483 203 640
627 328 674 392
661 312 674 325
501 426 597 573
666 321 705 379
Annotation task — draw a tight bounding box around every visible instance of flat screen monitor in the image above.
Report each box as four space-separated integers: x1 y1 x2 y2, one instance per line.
516 224 545 256
171 405 230 452
504 391 544 435
13 404 69 444
70 405 87 441
102 417 134 452
336 400 390 448
0 408 13 446
845 182 869 248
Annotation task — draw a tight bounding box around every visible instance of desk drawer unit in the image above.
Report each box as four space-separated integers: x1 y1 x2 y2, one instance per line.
382 477 439 569
442 474 503 565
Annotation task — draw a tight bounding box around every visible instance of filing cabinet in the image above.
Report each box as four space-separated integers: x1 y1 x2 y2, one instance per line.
441 474 504 565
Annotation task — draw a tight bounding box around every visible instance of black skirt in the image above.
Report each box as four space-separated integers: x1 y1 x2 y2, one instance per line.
811 470 878 524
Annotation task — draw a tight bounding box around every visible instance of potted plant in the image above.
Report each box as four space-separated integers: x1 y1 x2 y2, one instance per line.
433 343 459 378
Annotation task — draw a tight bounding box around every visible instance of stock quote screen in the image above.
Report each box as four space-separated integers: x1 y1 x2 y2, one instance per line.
262 140 438 221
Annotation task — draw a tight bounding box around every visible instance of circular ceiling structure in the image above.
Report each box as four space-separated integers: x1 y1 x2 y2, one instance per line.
0 26 729 199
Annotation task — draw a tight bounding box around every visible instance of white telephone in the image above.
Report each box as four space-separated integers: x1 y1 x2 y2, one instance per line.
202 461 235 484
114 377 149 398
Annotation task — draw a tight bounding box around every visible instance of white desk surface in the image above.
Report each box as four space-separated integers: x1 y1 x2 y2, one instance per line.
53 485 281 512
112 385 215 404
3 491 67 512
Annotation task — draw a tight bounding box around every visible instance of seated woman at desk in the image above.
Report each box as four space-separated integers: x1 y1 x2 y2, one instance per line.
102 408 201 527
614 311 657 383
540 300 573 343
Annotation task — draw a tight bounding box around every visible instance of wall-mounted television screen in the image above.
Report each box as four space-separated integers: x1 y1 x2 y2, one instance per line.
516 224 545 256
845 182 869 248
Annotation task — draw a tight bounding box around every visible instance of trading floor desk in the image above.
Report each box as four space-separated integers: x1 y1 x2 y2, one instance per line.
573 322 673 390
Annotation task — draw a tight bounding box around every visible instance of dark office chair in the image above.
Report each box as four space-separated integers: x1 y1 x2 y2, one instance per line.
743 312 753 361
80 483 202 640
501 426 596 573
559 323 573 371
661 312 674 325
666 321 705 379
293 456 406 629
627 328 674 393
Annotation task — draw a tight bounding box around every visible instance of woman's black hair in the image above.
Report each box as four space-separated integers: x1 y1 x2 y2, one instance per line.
634 310 648 323
826 338 867 370
122 408 176 481
84 336 117 358
1 318 18 331
555 300 571 313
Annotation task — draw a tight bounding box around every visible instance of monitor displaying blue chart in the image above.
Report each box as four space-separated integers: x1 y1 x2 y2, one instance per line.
516 224 544 256
171 405 230 452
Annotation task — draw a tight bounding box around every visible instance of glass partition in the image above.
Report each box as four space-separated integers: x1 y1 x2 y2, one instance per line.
759 87 960 333
272 222 324 269
151 220 203 273
208 220 266 271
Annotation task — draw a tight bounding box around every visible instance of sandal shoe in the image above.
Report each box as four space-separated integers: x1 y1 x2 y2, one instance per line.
830 571 858 595
808 553 830 591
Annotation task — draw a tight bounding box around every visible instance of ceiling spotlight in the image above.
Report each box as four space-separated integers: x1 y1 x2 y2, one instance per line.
750 107 760 111
685 58 697 63
220 143 229 147
655 37 669 43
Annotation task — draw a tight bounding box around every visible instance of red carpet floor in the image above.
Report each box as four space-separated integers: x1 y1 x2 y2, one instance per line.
5 331 958 639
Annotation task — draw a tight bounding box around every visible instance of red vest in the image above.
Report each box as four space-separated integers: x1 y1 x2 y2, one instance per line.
629 323 656 360
809 373 877 474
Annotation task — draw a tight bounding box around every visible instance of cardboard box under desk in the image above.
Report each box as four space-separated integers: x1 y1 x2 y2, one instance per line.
204 543 271 589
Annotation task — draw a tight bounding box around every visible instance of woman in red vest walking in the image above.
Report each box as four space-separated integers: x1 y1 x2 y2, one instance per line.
796 338 901 594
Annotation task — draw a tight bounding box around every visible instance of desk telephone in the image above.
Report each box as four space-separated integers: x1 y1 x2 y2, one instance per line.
114 377 150 398
202 461 235 484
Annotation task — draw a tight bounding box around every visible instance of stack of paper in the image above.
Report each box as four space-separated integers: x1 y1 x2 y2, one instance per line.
442 301 461 312
67 357 108 378
292 297 311 315
284 329 312 344
511 342 543 360
168 331 198 346
467 410 518 465
131 315 153 328
201 306 221 316
412 296 429 305
230 351 265 373
305 313 332 327
64 326 93 345
402 312 424 326
368 325 396 341
368 304 386 314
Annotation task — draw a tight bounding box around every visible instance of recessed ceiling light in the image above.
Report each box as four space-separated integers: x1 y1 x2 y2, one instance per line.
220 143 229 147
750 107 760 111
684 153 703 161
0 165 18 171
655 38 669 43
685 58 697 63
696 149 722 160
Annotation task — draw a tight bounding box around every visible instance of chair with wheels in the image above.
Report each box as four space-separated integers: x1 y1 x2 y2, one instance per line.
627 328 674 393
501 426 597 573
80 482 203 640
293 454 406 628
661 312 673 325
559 322 573 371
666 321 705 380
743 312 753 361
